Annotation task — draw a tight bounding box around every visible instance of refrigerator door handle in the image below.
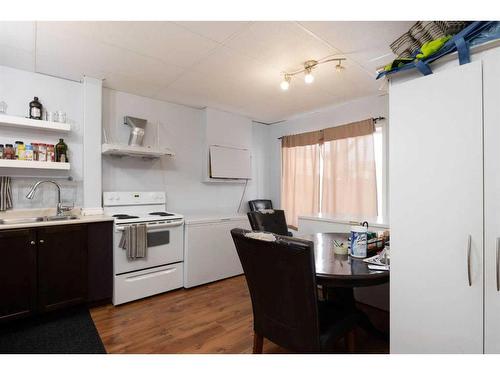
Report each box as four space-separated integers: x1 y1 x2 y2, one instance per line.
467 234 472 287
496 238 500 292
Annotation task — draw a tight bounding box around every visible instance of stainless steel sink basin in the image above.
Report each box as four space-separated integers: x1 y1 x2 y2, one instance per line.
0 215 79 225
45 215 79 221
0 216 45 225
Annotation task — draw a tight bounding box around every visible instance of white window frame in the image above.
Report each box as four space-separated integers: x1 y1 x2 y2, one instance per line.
375 121 389 221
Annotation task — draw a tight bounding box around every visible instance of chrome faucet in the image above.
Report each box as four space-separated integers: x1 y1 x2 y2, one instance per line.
26 180 72 216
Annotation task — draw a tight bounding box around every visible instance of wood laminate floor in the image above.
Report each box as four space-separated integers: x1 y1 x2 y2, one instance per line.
90 276 389 354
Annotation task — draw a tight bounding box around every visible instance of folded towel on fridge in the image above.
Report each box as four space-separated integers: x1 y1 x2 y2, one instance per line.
119 223 148 260
0 177 13 211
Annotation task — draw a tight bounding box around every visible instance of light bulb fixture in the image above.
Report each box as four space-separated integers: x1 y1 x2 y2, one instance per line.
304 68 314 84
303 60 317 84
279 57 346 90
280 74 291 90
335 60 345 72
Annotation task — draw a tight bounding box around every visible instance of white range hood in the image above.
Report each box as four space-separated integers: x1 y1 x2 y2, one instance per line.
101 143 175 159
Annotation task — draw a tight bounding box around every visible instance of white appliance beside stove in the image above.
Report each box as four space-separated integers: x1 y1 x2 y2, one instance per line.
103 191 184 305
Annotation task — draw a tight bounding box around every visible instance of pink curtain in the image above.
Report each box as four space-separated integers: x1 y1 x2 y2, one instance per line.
321 133 378 218
281 143 321 229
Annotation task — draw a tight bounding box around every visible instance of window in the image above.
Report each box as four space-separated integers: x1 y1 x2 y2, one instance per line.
281 119 386 227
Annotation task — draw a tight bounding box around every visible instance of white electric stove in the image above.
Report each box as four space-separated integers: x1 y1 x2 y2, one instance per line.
103 192 184 305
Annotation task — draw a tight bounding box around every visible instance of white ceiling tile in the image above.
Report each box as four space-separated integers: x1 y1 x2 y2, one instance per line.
0 22 35 51
175 21 253 43
223 21 341 72
103 73 168 98
188 46 282 92
37 21 219 68
0 22 35 71
36 23 185 89
298 21 415 72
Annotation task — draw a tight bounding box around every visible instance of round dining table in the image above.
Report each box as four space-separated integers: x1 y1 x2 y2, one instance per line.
296 232 390 340
296 232 390 288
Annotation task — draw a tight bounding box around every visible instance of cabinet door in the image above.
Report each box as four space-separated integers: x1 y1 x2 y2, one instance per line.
0 229 37 321
37 224 88 312
483 47 500 353
390 61 484 353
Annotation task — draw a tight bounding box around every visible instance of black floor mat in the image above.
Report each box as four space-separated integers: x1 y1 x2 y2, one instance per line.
0 307 106 354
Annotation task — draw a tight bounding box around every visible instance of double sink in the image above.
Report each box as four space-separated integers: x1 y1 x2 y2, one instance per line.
0 215 79 225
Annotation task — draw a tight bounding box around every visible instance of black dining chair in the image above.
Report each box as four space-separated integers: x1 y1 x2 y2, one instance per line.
231 228 361 353
247 209 293 236
248 199 273 212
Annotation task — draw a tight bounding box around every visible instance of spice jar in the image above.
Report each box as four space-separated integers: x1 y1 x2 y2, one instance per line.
17 143 26 160
14 141 23 159
32 143 39 161
46 144 55 162
4 144 15 159
25 144 33 161
38 143 47 162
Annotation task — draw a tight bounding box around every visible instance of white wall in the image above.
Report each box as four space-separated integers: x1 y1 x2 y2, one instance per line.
205 107 252 148
266 94 389 209
102 89 268 215
0 64 387 218
0 66 83 208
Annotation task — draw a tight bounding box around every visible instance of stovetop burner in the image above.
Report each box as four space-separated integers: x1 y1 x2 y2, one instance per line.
113 214 140 219
149 212 175 217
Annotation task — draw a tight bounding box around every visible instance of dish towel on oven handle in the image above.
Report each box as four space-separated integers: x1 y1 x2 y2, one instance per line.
0 176 13 212
119 223 148 260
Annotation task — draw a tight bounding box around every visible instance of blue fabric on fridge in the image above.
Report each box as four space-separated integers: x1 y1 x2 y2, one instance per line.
455 37 470 65
415 60 433 75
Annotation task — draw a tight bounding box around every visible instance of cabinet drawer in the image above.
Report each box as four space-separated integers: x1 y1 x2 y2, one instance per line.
113 263 183 305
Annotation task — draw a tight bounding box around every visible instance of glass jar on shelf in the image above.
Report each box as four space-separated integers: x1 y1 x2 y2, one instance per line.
4 144 15 159
32 143 39 161
25 144 33 161
38 143 47 162
47 144 55 162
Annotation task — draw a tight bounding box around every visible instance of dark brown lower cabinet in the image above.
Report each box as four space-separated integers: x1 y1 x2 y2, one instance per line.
0 221 113 322
37 224 88 312
0 229 37 321
87 221 113 304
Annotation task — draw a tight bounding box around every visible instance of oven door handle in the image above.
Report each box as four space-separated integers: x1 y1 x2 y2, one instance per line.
116 221 183 231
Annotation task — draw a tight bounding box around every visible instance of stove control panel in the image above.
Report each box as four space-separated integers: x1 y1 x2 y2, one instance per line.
103 191 166 206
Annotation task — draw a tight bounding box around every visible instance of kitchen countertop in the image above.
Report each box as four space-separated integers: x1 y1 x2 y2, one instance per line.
182 212 248 225
298 213 390 229
0 208 114 230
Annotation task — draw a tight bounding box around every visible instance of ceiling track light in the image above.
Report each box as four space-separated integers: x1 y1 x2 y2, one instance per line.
280 57 346 91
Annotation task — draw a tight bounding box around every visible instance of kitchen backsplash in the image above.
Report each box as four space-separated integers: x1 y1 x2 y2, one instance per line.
8 178 82 209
